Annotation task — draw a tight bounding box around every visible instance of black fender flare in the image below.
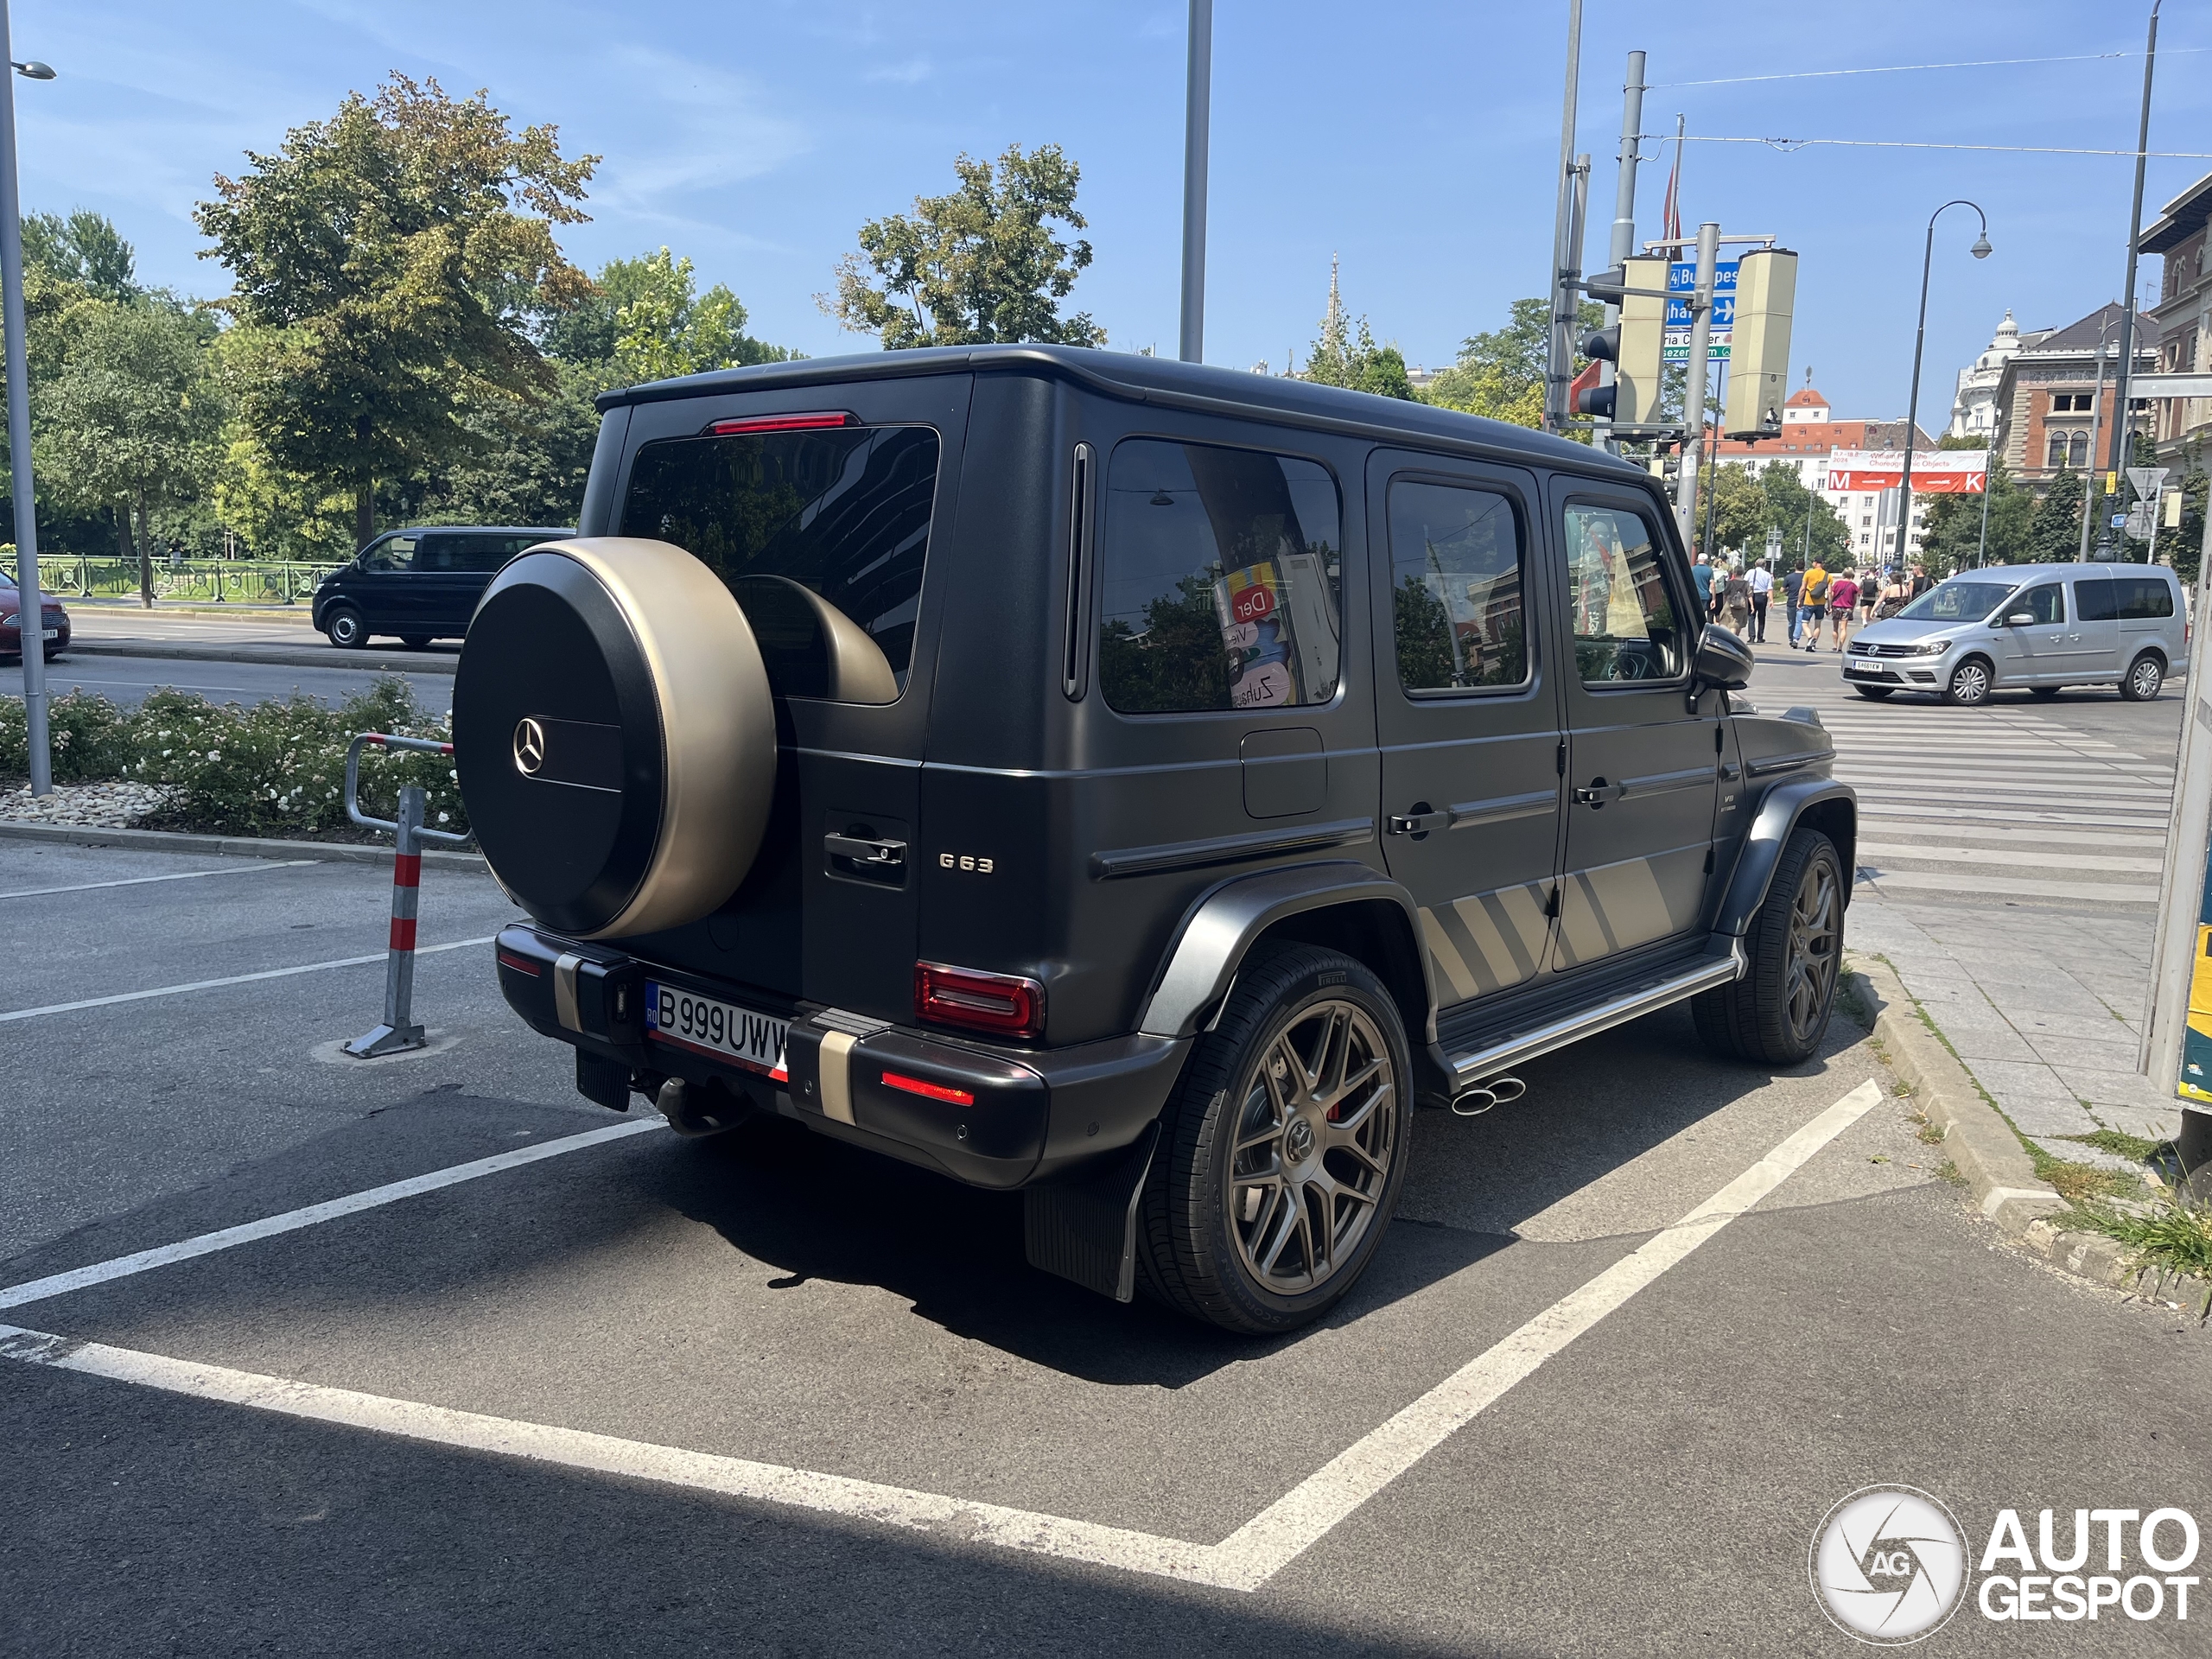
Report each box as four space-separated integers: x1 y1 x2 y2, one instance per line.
1715 778 1857 935
1136 860 1437 1046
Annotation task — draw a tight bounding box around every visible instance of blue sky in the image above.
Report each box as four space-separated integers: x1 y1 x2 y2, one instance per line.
19 1 2212 422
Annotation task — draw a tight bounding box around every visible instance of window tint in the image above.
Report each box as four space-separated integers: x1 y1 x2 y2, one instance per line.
2014 584 2064 624
1900 578 2012 622
2075 578 2120 622
360 536 416 572
1097 438 1342 714
1389 480 1527 692
2119 577 2175 620
1564 504 1683 683
622 424 940 688
413 534 480 573
453 536 519 572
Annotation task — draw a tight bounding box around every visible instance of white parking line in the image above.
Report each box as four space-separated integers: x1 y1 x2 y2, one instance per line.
0 860 321 899
0 936 497 1023
0 1080 1885 1592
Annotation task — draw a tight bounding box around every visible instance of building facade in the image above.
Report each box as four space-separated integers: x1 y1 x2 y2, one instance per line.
1947 311 2022 440
1708 386 1940 562
1988 302 2153 487
2141 168 2212 463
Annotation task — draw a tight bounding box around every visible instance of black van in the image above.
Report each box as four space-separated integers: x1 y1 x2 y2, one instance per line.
313 525 574 648
455 347 1853 1333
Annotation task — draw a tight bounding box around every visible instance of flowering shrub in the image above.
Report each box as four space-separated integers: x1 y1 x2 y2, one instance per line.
2 677 469 838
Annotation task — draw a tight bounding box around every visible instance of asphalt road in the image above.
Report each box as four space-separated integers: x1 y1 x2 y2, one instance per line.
0 652 454 713
2 839 2206 1654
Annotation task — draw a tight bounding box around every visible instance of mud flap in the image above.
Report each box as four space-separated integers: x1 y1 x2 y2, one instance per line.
1022 1122 1160 1302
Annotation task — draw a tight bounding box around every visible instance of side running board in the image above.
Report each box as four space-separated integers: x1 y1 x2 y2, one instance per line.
1448 940 1746 1089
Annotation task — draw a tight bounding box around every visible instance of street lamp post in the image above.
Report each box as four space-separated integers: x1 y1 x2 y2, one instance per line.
1892 200 1993 576
0 10 52 795
1178 0 1211 365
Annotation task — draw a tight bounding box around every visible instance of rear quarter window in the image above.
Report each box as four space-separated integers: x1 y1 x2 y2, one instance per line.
2120 577 2175 620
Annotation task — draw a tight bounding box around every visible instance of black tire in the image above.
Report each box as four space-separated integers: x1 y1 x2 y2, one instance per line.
1944 655 1993 707
1853 685 1895 700
1138 943 1413 1335
2120 652 2164 702
399 632 434 649
324 604 367 649
2030 685 2061 699
1694 826 1845 1067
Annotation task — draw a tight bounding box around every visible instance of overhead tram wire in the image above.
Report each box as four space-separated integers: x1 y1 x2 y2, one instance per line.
1633 134 2212 160
1650 47 2203 90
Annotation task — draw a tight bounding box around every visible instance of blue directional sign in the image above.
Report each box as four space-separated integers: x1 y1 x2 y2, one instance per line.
1662 259 1736 362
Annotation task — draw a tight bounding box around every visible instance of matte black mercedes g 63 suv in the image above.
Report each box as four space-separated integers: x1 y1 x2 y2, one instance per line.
455 347 1853 1335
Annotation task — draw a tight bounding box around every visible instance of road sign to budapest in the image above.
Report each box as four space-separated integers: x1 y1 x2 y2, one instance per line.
1663 259 1736 363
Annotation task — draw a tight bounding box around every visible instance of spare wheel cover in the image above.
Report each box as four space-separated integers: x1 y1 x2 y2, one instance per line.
454 537 775 939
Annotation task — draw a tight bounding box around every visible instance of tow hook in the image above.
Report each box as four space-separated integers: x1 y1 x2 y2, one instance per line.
1450 1076 1528 1117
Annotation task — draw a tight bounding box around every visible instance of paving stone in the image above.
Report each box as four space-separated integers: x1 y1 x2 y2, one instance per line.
1959 1058 2083 1106
2024 1034 2150 1072
1942 1026 2041 1063
2050 1065 2175 1110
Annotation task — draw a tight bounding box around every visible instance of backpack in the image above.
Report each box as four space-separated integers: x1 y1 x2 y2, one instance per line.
1804 570 1830 603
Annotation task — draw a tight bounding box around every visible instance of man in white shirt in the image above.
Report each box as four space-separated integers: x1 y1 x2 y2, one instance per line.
1747 560 1774 643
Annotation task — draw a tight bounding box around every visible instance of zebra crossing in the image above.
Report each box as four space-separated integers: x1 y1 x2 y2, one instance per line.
1770 678 2178 909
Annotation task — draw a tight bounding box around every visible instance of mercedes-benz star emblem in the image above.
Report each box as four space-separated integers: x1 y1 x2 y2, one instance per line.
1284 1117 1315 1164
512 716 547 776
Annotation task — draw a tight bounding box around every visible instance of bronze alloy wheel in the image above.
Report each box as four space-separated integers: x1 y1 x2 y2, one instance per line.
1783 851 1841 1047
1225 999 1396 1296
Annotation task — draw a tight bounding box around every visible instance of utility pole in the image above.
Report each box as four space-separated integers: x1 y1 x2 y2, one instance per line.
2080 316 2112 561
1178 0 1211 365
0 7 49 795
1974 448 1995 567
1595 50 1648 454
1544 0 1584 433
2098 0 2161 554
1675 222 1719 541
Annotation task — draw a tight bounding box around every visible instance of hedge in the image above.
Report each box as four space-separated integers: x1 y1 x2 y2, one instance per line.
0 677 468 838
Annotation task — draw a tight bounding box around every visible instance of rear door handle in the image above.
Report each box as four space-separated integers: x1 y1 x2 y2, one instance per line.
1387 809 1452 836
824 833 906 867
1573 779 1626 807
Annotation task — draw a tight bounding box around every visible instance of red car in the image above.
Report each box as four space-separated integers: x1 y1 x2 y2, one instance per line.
0 576 68 660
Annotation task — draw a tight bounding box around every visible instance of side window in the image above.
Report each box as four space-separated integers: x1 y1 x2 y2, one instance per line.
2120 578 2175 619
453 537 515 572
2018 584 2065 624
360 536 416 573
1388 480 1527 692
415 533 470 572
1097 438 1342 714
2075 578 2119 622
1564 504 1684 683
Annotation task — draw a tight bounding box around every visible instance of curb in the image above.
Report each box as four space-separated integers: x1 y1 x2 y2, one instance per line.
0 818 486 870
64 641 458 677
1844 954 2145 1294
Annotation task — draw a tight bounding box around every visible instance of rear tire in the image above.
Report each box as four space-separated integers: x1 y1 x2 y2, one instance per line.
399 632 433 649
2120 653 2164 702
2030 685 2061 699
1944 655 1993 706
1139 944 1412 1335
1694 826 1844 1067
324 604 367 649
1853 685 1894 700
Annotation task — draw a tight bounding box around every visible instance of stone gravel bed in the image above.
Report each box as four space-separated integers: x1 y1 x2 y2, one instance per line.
0 780 177 828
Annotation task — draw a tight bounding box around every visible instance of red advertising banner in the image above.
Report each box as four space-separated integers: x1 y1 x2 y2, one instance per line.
1827 450 1986 494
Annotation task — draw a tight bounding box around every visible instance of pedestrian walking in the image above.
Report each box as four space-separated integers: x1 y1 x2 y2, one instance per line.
1783 564 1804 647
1909 563 1931 601
1748 559 1773 643
1690 553 1714 626
1828 569 1859 651
1799 560 1829 651
1720 564 1752 637
1873 568 1911 620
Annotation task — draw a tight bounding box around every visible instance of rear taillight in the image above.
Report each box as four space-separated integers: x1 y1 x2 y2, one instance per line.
706 410 857 435
914 962 1045 1040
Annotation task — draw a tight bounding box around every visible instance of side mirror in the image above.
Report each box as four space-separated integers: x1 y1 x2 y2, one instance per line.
2005 612 2035 627
1688 623 1754 710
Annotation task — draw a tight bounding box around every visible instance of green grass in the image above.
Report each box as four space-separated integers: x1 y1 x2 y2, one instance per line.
2026 1146 2138 1205
2061 1128 2165 1163
2070 1196 2212 1320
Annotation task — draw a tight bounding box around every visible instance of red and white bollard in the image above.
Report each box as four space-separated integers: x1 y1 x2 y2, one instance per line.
342 732 468 1058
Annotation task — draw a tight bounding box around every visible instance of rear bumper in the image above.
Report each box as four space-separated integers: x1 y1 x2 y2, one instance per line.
493 924 1191 1191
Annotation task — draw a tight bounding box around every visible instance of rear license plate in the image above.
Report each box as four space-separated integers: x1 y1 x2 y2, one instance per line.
38 628 56 641
644 981 788 1080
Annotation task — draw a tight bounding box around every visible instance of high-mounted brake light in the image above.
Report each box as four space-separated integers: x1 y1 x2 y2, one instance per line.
914 961 1045 1040
705 410 858 435
880 1070 975 1107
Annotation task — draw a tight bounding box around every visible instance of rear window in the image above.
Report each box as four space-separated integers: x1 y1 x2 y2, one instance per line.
621 424 939 693
1097 438 1342 714
2120 576 2175 620
2075 579 2119 622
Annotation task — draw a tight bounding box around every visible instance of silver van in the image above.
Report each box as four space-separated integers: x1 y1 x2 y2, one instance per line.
1841 563 2189 706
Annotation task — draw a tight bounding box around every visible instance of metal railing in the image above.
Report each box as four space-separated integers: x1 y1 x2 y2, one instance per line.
1 554 346 604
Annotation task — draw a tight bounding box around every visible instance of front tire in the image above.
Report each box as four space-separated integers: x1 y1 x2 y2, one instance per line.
1694 827 1844 1067
1853 685 1895 700
1944 655 1993 706
1139 944 1412 1335
399 632 434 649
324 604 367 649
2120 653 2164 702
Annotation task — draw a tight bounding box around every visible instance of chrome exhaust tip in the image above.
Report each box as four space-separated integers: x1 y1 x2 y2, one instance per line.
1450 1075 1527 1116
1487 1075 1528 1104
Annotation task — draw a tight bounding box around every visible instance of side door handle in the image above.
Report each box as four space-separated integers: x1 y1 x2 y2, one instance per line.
1387 809 1452 836
824 833 906 868
1573 779 1626 808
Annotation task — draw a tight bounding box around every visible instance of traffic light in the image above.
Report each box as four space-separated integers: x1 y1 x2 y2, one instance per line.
1723 248 1797 439
1592 257 1667 427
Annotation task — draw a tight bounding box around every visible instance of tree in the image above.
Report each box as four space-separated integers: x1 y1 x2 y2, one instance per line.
544 248 792 378
35 298 226 603
23 210 139 300
826 143 1104 349
1299 262 1414 400
1420 296 1601 429
195 74 598 549
1918 454 2031 575
2026 469 2085 563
